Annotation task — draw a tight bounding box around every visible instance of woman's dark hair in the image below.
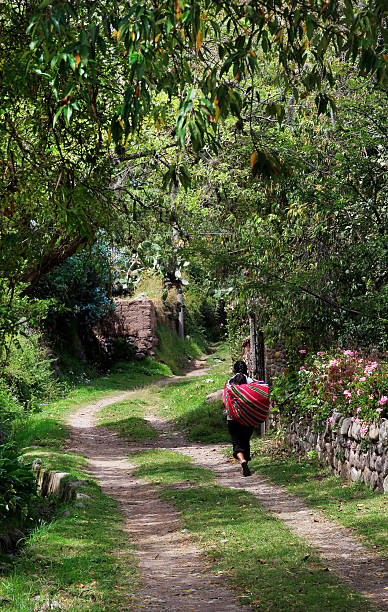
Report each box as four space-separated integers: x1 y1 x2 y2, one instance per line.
230 372 247 385
233 360 248 375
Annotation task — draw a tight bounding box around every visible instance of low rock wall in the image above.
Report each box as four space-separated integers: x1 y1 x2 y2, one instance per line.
0 468 91 554
280 414 388 493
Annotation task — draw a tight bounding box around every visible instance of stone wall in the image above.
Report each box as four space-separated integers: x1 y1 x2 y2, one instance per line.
242 336 287 385
281 414 388 492
95 296 158 358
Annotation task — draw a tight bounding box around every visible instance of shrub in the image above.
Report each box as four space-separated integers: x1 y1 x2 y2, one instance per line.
4 333 57 411
272 349 387 433
0 443 37 523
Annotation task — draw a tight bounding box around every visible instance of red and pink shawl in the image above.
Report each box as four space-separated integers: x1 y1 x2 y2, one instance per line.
223 380 270 427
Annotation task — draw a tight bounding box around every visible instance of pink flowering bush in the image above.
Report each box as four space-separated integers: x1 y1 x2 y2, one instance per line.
272 349 387 430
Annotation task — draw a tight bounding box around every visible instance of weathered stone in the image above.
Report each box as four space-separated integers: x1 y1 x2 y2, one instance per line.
342 461 351 481
349 449 356 465
363 466 372 486
369 424 380 442
350 467 361 482
74 502 86 508
370 471 379 489
325 442 332 456
206 389 223 404
351 421 361 440
340 418 350 435
380 420 388 446
360 453 368 470
63 510 72 518
383 475 388 494
376 443 384 455
354 452 361 469
375 456 383 473
370 453 376 470
94 297 158 357
75 492 91 500
332 411 343 424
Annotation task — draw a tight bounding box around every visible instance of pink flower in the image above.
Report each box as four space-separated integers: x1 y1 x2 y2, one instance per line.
326 416 335 425
338 380 343 384
299 349 307 354
343 390 352 398
359 377 366 382
364 362 378 376
369 394 374 400
377 396 387 406
356 407 361 413
356 389 362 396
344 350 354 357
317 351 324 356
300 366 305 371
376 407 383 414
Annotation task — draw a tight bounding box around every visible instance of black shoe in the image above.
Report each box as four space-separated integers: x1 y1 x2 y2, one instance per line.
242 462 251 477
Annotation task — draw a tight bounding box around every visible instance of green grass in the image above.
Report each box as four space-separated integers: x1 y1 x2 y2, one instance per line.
1 357 175 610
0 478 139 611
249 435 388 556
98 398 159 441
132 449 374 612
154 321 208 374
131 449 214 485
13 358 172 451
152 343 231 442
96 343 232 443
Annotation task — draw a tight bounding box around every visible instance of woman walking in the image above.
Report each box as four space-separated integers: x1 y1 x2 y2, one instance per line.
223 360 269 477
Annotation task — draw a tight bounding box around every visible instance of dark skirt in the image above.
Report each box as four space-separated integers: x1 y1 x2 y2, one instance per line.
227 420 254 462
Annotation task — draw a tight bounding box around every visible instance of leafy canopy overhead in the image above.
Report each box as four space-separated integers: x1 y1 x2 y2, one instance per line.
25 0 387 152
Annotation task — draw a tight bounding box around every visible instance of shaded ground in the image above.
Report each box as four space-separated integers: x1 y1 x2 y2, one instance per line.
67 359 388 611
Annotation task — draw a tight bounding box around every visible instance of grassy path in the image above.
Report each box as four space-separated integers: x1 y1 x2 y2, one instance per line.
2 350 386 611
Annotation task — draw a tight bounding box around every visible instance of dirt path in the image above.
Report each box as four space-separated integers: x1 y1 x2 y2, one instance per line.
67 361 252 611
67 362 388 611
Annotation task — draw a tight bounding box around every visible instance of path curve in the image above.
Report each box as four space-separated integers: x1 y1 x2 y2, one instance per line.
67 362 388 611
66 362 252 611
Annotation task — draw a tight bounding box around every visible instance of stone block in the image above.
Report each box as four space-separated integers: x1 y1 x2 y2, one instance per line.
370 471 378 489
380 420 388 446
360 453 368 470
375 456 383 473
351 421 361 440
206 389 224 404
383 475 388 494
341 461 350 481
376 443 384 455
369 424 380 442
340 417 352 436
350 467 361 482
363 466 372 486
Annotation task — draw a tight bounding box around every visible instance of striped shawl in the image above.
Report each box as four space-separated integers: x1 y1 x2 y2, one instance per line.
223 380 270 427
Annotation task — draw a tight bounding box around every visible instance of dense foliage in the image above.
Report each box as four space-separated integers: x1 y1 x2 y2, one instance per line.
272 349 387 430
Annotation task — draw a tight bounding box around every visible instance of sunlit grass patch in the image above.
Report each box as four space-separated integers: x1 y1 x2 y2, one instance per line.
0 480 139 611
250 435 388 556
13 359 172 451
150 353 231 443
132 449 214 485
98 398 158 441
22 449 88 476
